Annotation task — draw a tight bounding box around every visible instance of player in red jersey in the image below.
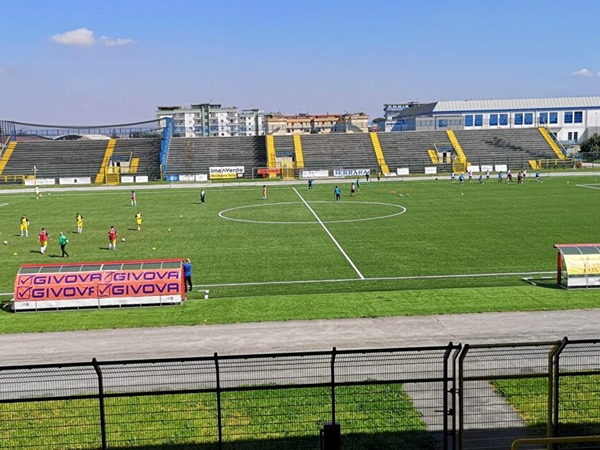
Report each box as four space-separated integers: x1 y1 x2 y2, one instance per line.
108 226 118 250
38 227 49 254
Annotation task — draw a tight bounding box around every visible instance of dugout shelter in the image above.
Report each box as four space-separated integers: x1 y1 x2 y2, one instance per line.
554 244 600 289
12 258 185 312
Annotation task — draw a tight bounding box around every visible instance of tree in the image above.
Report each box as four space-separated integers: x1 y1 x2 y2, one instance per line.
372 117 386 124
580 133 600 153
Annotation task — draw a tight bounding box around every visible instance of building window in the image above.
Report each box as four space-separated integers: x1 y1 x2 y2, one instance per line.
515 113 523 125
464 115 473 127
539 112 548 124
549 112 558 124
574 131 578 141
574 111 583 123
474 114 483 126
568 132 573 140
564 111 573 123
524 113 533 125
489 114 498 126
499 114 508 126
438 119 447 128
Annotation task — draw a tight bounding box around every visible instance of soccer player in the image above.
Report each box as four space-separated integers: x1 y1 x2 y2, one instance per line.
459 173 464 184
334 185 341 201
108 226 118 250
350 182 356 197
20 215 29 237
183 258 193 292
451 172 456 182
76 212 84 234
262 185 267 200
59 232 69 257
38 227 49 254
35 185 40 199
498 171 503 183
200 190 206 203
135 210 142 231
486 169 490 181
131 190 137 206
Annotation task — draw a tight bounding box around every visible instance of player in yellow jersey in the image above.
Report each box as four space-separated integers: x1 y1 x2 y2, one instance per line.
76 212 84 234
135 210 142 231
20 215 29 237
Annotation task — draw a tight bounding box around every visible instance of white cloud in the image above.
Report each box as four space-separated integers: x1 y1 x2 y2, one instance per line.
98 36 135 47
572 68 594 77
51 28 95 47
51 28 134 47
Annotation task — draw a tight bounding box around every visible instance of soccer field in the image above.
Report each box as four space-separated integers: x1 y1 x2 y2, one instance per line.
0 175 599 331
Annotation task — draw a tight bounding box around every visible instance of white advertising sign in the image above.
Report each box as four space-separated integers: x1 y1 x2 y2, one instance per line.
301 170 329 178
333 169 370 177
59 177 91 185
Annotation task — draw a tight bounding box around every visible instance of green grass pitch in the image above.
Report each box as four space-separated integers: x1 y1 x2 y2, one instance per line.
0 175 599 333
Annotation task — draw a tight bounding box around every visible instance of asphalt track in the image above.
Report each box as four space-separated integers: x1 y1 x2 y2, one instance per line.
1 309 598 366
1 173 599 366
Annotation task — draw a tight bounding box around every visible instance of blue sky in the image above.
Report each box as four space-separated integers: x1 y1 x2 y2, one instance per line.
1 0 599 125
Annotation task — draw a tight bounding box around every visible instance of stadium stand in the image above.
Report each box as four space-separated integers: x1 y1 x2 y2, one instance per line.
110 138 162 179
299 133 379 171
453 128 558 168
166 136 267 176
1 140 110 179
377 130 454 173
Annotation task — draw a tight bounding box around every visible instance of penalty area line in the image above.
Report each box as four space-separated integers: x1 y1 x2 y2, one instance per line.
293 187 364 279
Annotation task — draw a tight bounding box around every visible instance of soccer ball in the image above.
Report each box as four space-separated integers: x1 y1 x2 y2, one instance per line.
3 240 7 245
121 237 125 242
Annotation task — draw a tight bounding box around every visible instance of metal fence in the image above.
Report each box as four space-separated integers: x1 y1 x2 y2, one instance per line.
1 338 600 449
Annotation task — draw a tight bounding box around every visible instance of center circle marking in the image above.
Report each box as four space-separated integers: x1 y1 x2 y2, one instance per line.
218 201 407 224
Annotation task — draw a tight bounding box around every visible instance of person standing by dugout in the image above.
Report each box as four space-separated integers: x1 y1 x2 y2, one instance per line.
183 258 193 292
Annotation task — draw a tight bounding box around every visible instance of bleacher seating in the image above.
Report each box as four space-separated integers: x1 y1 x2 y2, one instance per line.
377 131 453 173
2 140 110 179
166 136 267 177
111 138 161 179
453 128 557 167
273 136 295 157
299 133 379 171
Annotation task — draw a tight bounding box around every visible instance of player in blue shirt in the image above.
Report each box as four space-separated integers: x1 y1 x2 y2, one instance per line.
334 186 341 201
183 259 193 292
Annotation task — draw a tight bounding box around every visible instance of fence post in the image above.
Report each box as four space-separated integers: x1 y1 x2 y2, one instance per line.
443 342 459 450
552 337 569 442
91 358 107 450
320 347 341 450
214 352 223 450
457 344 470 450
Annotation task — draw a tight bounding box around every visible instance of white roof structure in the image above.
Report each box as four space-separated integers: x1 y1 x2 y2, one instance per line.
434 96 600 113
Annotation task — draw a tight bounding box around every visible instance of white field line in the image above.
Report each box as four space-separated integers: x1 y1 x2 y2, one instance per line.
199 270 554 288
293 187 365 279
576 184 600 190
0 271 555 296
0 203 9 207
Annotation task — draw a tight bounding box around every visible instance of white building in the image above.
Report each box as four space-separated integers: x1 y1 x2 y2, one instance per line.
238 109 267 136
156 104 239 137
384 96 600 145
